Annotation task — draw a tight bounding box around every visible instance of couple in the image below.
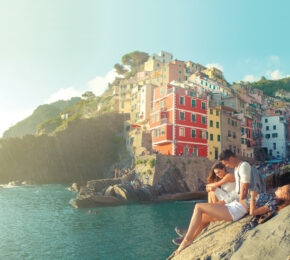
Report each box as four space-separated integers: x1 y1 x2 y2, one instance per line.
172 149 290 257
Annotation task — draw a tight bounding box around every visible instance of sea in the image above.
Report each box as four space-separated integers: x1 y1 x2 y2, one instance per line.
0 184 199 260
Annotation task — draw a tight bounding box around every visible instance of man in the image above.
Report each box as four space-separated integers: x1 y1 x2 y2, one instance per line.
220 149 252 221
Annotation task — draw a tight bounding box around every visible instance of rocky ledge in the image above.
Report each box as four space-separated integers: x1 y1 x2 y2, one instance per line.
171 205 290 260
69 166 203 208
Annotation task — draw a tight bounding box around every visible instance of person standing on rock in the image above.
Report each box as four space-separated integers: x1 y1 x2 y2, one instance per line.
171 150 258 257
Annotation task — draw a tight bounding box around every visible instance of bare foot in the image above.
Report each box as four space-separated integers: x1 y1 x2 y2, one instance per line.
174 239 192 256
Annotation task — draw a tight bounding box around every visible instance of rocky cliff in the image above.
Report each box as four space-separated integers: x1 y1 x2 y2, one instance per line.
171 205 290 260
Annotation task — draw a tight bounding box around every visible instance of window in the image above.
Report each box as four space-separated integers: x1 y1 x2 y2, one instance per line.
216 122 219 128
241 138 244 144
273 143 276 150
202 116 206 124
217 135 221 141
210 120 213 127
191 99 196 108
232 120 234 126
191 114 196 122
161 127 165 135
205 82 208 86
228 130 231 137
201 80 203 85
233 132 236 138
201 102 206 110
272 133 278 138
164 67 166 71
152 114 155 123
273 125 276 130
200 131 203 139
180 96 184 105
266 126 269 131
210 109 213 115
191 129 196 138
228 118 230 124
180 111 185 120
179 127 185 136
235 121 237 127
160 88 164 95
179 70 182 74
265 118 268 123
216 111 219 116
156 113 159 121
121 101 124 109
210 134 213 141
190 91 194 97
265 134 270 139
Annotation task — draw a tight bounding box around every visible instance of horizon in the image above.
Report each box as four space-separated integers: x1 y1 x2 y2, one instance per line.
0 0 290 137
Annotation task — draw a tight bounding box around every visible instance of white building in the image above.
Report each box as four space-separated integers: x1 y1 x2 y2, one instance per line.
144 51 173 72
261 115 288 159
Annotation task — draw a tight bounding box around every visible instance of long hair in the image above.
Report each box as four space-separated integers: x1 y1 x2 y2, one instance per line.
207 162 227 184
277 184 290 211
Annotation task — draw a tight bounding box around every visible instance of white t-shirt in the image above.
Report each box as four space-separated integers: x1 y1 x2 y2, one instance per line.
234 161 251 202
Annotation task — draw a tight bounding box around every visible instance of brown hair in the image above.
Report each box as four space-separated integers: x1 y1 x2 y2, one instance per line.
276 184 290 211
207 162 227 184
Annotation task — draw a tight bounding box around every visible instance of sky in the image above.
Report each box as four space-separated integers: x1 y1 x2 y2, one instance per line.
0 0 289 137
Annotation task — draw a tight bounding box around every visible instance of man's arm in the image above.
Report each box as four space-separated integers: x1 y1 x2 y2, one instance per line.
239 182 250 201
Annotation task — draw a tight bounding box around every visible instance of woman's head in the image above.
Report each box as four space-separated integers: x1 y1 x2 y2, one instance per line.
275 184 290 211
275 184 290 201
207 162 227 183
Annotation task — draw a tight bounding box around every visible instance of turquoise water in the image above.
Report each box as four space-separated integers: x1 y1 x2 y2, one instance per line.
0 185 198 260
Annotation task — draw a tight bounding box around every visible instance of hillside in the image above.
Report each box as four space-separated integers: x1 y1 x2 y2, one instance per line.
0 113 130 184
37 87 118 135
247 76 290 99
3 97 81 139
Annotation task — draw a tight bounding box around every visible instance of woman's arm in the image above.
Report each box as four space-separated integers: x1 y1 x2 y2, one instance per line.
207 174 235 189
250 191 271 216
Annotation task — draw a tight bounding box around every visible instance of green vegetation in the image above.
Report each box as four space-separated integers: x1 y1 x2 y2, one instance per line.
148 159 155 168
3 97 81 139
247 77 290 100
114 51 149 79
0 113 127 184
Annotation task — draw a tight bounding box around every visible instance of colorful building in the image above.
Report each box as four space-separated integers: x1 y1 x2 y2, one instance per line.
150 83 208 156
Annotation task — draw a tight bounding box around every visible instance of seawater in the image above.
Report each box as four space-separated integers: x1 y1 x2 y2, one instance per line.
0 185 199 260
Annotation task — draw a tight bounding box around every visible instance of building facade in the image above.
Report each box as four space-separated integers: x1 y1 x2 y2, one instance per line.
150 84 208 156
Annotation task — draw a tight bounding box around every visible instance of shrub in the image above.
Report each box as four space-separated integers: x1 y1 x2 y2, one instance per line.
148 159 155 168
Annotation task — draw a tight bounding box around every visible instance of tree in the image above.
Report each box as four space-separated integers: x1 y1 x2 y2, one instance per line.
121 51 149 69
82 91 96 100
114 63 128 75
260 76 267 81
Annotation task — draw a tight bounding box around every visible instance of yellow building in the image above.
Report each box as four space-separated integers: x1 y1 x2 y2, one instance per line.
202 67 227 86
118 80 133 114
208 106 222 160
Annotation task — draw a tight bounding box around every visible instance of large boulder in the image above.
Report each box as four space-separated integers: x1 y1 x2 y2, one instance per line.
70 194 123 208
172 206 290 260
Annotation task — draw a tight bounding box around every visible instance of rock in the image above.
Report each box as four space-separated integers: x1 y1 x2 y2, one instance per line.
71 183 79 192
104 186 115 196
70 194 123 208
113 185 128 200
8 180 22 186
171 205 290 260
231 206 290 260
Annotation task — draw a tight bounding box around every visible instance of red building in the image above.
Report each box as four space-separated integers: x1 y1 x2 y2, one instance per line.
150 83 208 156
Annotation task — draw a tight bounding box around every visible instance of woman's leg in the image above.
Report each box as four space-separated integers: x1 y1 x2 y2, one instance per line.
175 203 232 254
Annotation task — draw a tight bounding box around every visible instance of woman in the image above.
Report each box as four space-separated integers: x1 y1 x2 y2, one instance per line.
173 184 290 256
206 162 238 204
250 184 290 216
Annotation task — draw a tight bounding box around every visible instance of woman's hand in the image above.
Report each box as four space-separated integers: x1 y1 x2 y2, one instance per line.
206 184 216 191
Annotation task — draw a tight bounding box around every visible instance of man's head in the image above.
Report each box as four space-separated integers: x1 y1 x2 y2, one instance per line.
219 149 238 168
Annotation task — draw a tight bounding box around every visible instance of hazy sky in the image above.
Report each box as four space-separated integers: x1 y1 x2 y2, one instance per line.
0 0 289 136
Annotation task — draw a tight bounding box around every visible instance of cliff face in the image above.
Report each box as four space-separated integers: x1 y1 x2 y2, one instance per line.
172 205 290 260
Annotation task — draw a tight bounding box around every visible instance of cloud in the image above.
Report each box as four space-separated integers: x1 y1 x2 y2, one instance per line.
46 87 83 104
0 109 33 138
206 63 223 71
266 69 289 80
88 69 118 96
243 74 260 82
